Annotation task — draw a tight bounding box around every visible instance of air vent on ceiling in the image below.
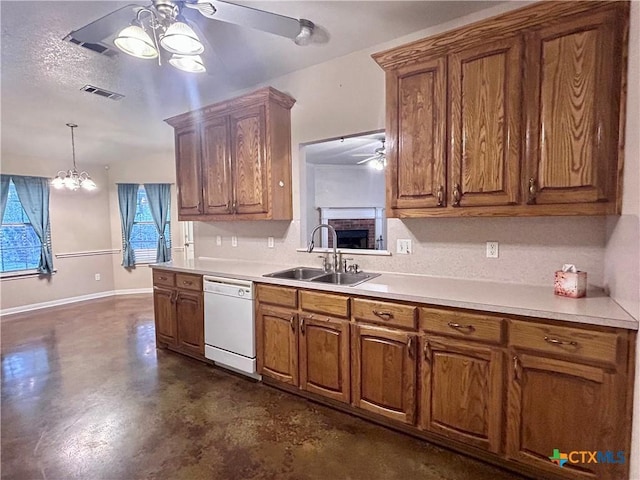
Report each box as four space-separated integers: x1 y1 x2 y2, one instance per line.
64 35 119 57
81 85 125 101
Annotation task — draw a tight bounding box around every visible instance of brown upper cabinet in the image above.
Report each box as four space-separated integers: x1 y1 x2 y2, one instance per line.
374 1 628 218
166 87 296 221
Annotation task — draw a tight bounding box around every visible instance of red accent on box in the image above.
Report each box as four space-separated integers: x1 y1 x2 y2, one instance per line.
554 271 587 298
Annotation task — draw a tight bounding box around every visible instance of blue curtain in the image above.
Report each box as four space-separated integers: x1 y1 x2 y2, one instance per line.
118 184 139 268
0 174 10 222
12 175 54 274
143 183 172 263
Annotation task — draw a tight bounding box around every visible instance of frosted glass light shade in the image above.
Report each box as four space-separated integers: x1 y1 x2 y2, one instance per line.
114 25 158 59
160 21 204 55
169 54 206 73
81 176 97 191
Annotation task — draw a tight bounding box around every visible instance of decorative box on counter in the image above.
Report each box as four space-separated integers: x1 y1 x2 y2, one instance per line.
554 264 587 298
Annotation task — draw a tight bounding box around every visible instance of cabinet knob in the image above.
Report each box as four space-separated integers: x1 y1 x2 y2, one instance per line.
527 178 537 205
452 184 461 207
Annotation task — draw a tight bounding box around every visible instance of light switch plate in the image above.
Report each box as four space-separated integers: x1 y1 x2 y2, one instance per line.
267 237 274 248
397 239 412 254
231 236 238 247
216 235 222 246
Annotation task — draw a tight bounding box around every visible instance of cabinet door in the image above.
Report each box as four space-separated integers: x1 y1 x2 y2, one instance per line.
230 105 268 215
449 37 521 208
201 116 232 215
420 337 503 453
256 307 298 386
524 9 622 207
175 125 202 216
153 287 176 347
175 290 204 357
387 57 447 211
351 324 417 425
299 315 350 403
507 353 625 480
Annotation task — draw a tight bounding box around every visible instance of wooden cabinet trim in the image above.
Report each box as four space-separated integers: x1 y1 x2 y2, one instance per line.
153 269 175 287
420 307 505 345
299 290 349 318
257 284 297 308
175 273 203 292
372 1 623 70
352 298 417 330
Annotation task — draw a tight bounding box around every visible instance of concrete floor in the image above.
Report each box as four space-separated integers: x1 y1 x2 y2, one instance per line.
1 294 526 480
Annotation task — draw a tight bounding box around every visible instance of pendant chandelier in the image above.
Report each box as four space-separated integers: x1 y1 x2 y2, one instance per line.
51 123 97 191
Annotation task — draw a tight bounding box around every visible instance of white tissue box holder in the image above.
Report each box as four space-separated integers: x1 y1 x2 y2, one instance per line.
554 270 587 298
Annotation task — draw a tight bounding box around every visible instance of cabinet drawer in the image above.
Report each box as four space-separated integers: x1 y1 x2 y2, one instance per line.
509 320 619 365
299 290 349 318
257 284 297 308
420 307 504 345
153 270 175 287
175 273 203 291
352 298 417 330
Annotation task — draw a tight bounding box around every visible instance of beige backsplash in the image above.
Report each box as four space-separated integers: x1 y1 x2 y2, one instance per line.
194 216 606 287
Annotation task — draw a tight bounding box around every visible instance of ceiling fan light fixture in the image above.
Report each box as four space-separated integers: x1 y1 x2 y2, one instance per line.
294 19 314 46
169 54 206 73
160 21 204 55
114 24 158 58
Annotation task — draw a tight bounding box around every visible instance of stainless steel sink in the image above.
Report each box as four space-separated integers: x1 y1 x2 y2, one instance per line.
309 271 379 286
263 267 379 286
263 267 325 280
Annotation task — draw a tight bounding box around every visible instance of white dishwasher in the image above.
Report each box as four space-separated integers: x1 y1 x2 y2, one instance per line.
203 276 259 379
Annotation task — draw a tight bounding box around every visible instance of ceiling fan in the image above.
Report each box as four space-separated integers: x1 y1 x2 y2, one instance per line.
355 140 386 170
64 0 317 73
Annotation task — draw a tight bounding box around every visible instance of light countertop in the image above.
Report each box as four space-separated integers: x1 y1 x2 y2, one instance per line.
151 257 638 330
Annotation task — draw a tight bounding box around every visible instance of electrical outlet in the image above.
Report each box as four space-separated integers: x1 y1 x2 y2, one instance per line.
267 236 274 248
94 273 101 281
216 235 222 246
486 241 499 258
231 236 238 247
396 239 412 255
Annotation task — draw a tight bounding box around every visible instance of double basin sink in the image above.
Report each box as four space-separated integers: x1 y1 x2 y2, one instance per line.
263 267 379 286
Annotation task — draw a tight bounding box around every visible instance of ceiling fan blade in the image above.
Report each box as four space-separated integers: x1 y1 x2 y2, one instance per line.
64 4 143 44
186 0 303 40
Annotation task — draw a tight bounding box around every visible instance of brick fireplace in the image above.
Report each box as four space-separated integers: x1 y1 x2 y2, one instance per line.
328 219 376 249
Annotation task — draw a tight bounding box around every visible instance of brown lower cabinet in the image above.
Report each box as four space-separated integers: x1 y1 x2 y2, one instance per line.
255 283 635 480
152 270 204 359
351 323 417 425
420 336 503 453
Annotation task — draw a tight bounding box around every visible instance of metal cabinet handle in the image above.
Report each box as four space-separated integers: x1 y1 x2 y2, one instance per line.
436 185 444 207
452 183 461 207
299 316 306 334
423 341 431 363
170 291 177 304
513 355 521 381
182 280 193 286
544 336 578 347
527 178 537 205
232 201 237 214
373 310 393 320
225 200 232 213
289 314 295 332
407 336 414 358
159 276 167 281
447 322 475 333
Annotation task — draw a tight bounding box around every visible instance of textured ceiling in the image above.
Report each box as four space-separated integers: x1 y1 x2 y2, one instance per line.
305 131 385 166
1 1 501 170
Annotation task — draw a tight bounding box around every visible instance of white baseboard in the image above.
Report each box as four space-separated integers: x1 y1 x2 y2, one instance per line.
0 288 153 317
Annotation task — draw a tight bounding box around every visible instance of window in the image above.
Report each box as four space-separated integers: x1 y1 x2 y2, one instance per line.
130 186 171 264
0 180 42 273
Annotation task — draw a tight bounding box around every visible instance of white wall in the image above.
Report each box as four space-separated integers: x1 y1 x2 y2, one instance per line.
314 165 385 209
604 3 640 478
